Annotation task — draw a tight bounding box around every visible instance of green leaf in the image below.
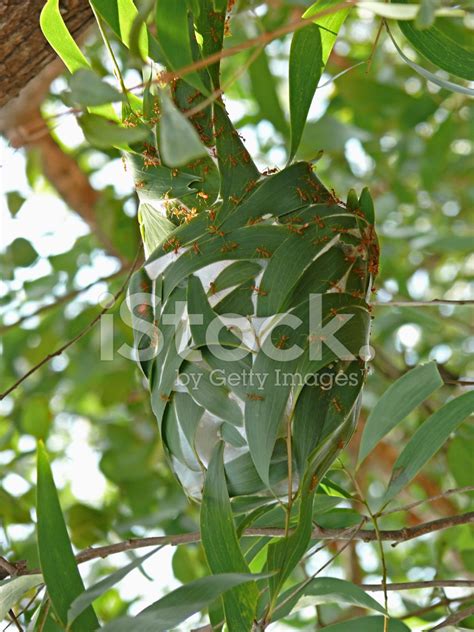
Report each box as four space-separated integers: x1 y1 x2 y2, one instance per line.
358 362 443 465
6 191 25 216
248 49 287 135
78 114 150 149
359 187 375 224
36 443 99 631
155 0 207 93
396 0 474 80
213 104 260 212
90 0 149 59
40 0 90 73
289 24 323 160
21 395 51 440
201 442 259 631
69 69 123 106
158 92 207 167
100 573 265 632
448 433 474 488
272 577 385 620
318 615 411 631
9 238 38 268
68 548 160 624
0 575 42 622
383 391 474 503
387 25 474 95
304 0 351 64
127 152 201 201
138 202 175 257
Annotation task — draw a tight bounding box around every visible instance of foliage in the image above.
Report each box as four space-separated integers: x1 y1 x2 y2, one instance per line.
0 0 473 630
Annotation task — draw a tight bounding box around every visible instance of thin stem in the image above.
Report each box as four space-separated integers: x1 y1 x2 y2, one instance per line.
0 268 126 335
372 299 474 307
0 250 141 401
377 485 474 518
91 7 129 100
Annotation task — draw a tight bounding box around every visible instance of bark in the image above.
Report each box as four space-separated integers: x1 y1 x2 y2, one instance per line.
0 0 93 111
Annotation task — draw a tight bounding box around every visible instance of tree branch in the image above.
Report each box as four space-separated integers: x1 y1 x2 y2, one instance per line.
431 603 474 630
373 299 474 307
0 251 141 401
45 511 471 567
0 268 126 335
379 486 474 518
361 580 474 591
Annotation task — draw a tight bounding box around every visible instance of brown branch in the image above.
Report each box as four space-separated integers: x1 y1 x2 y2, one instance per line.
0 268 126 335
431 603 474 630
361 580 474 591
379 486 474 518
134 1 357 90
372 299 474 307
0 251 141 401
12 510 465 569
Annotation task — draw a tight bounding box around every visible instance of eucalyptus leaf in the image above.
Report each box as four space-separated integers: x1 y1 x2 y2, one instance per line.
289 24 323 160
158 92 208 167
68 548 161 624
69 69 123 106
79 114 150 149
100 573 267 632
384 390 474 503
36 443 99 631
201 443 259 631
358 362 443 465
0 575 42 622
272 577 385 620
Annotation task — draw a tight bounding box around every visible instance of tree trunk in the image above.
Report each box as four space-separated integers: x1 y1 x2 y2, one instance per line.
0 0 93 111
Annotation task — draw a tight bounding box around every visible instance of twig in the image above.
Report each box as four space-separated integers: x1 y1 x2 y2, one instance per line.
0 268 126 335
399 594 472 620
134 1 357 90
372 299 474 307
0 556 18 578
430 603 474 630
379 486 474 518
361 580 474 591
10 511 469 573
366 19 384 75
0 250 141 401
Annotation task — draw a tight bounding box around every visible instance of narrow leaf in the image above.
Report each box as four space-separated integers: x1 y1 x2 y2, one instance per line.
0 575 42 622
40 0 90 73
272 577 385 621
201 442 259 631
68 548 161 624
100 573 265 632
396 0 474 80
289 24 323 160
384 391 474 503
79 114 150 149
155 0 207 93
36 443 99 631
358 362 443 465
387 26 474 96
304 0 352 64
69 69 123 106
158 92 207 167
90 0 149 59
